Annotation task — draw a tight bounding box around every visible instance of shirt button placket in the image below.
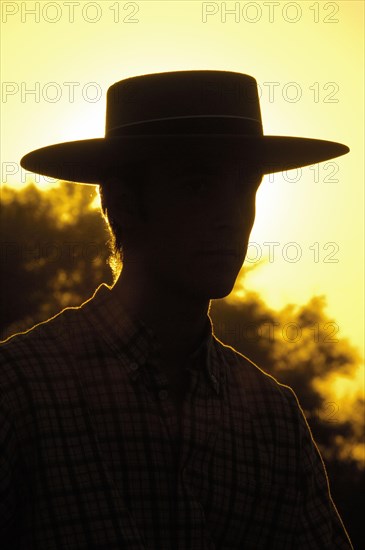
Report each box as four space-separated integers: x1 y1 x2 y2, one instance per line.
129 362 139 380
210 373 219 393
158 389 169 401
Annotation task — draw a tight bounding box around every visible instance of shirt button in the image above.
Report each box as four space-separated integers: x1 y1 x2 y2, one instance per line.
158 389 169 400
130 362 139 371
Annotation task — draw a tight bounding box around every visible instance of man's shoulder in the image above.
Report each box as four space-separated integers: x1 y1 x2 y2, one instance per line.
0 299 92 390
214 336 299 414
1 304 79 353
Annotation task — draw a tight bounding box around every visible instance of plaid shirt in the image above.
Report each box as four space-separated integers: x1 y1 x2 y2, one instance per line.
0 283 353 549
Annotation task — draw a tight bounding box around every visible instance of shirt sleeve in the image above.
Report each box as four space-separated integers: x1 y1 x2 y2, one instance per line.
285 387 354 549
0 396 19 547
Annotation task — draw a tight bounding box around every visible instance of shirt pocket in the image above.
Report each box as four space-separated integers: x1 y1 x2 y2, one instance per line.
186 467 301 549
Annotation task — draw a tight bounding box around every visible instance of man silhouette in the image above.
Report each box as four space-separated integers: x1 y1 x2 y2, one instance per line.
0 71 353 548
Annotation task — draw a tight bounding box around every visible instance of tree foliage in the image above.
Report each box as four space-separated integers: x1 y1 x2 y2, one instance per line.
0 182 113 337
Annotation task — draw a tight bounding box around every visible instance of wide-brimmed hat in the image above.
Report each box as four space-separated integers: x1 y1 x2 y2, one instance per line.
20 70 349 185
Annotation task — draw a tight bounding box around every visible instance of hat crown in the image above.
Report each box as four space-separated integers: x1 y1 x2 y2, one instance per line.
105 70 263 136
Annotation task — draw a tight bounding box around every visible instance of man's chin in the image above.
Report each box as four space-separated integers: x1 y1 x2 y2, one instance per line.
188 260 243 299
191 272 239 301
208 282 236 300
160 257 243 301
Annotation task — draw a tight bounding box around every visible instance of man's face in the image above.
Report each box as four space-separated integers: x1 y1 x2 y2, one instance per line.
125 154 262 300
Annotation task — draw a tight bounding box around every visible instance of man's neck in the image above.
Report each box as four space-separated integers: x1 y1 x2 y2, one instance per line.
110 267 211 368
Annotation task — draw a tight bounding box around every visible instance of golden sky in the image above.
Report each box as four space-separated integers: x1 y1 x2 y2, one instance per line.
1 0 364 367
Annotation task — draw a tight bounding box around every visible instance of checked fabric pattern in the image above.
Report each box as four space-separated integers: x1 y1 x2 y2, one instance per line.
0 283 353 549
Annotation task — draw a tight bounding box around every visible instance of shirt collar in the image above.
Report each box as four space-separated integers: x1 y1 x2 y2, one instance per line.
81 283 223 396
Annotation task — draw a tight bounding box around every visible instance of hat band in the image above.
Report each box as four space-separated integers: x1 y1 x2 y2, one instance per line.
106 115 263 137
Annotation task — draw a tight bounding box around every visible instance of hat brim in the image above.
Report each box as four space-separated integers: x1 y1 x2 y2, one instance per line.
20 135 349 185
